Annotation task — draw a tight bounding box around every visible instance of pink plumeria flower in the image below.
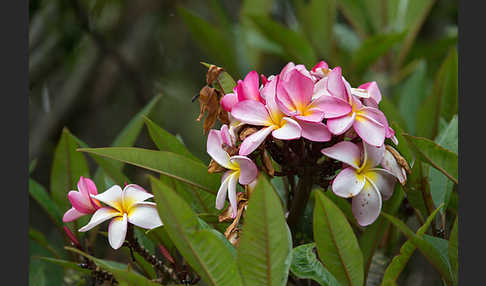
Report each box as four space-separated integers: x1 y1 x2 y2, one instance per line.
207 125 258 218
63 176 102 222
231 76 303 155
221 70 264 112
280 62 315 82
78 184 163 249
321 141 399 226
310 61 330 79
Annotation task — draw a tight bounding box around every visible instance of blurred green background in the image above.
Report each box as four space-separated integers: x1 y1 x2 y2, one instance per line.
29 0 457 285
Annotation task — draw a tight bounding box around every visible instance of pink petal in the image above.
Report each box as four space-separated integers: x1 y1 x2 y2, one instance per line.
332 167 365 198
312 94 351 118
207 130 231 169
77 176 98 197
326 67 348 101
279 62 296 80
298 120 332 142
261 76 282 119
221 93 238 112
220 124 234 147
294 108 326 122
92 185 123 212
239 126 274 156
279 69 314 114
237 71 263 103
327 113 356 135
127 202 163 229
359 81 382 104
311 61 329 72
108 213 128 249
362 142 385 169
353 115 385 147
365 169 396 200
68 191 95 214
352 181 382 226
215 171 231 210
228 173 238 218
231 100 270 126
321 141 362 169
272 117 302 140
363 98 379 108
78 207 120 232
230 155 258 185
63 207 85 222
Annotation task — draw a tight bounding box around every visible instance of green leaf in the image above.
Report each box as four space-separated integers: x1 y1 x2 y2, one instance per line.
436 115 458 154
29 178 63 228
381 204 443 285
144 117 199 162
416 48 458 138
290 243 341 286
337 0 373 37
66 247 161 286
200 62 237 95
351 33 405 74
379 98 408 134
37 257 91 275
151 177 243 286
238 175 292 286
248 15 317 67
313 191 364 286
293 0 337 59
29 159 38 174
381 212 454 286
79 147 221 194
50 128 90 211
403 134 458 184
403 159 429 218
30 240 64 286
178 7 237 76
448 217 458 285
29 228 61 259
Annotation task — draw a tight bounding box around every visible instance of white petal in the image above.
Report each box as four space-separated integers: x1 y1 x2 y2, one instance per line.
228 173 238 218
92 185 123 212
332 167 365 198
321 141 362 169
362 142 385 170
380 148 406 185
366 168 396 200
108 213 128 249
123 185 153 210
127 202 163 229
78 207 120 232
352 180 382 226
215 171 232 210
207 130 232 169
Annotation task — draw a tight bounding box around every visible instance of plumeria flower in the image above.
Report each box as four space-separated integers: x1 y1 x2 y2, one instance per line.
78 184 162 249
231 76 303 155
221 71 264 112
321 141 399 226
315 67 391 146
310 61 330 79
279 62 314 82
63 176 101 222
207 125 258 217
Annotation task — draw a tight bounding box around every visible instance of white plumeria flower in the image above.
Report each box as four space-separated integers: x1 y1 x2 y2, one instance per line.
79 184 163 249
321 141 399 226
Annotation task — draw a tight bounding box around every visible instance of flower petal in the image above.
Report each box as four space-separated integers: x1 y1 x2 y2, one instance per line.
237 71 262 102
327 113 356 135
362 142 385 169
326 67 348 101
359 81 382 104
79 207 120 232
321 141 361 169
221 93 238 111
353 114 385 147
365 169 396 200
239 126 274 155
272 117 302 140
207 129 232 169
279 69 314 113
123 184 154 211
381 148 406 185
228 173 238 218
312 95 351 118
352 181 382 226
68 191 94 214
108 213 128 249
220 124 234 147
230 155 258 185
63 207 85 222
332 167 365 198
298 120 331 142
215 171 231 210
128 202 163 229
92 185 123 212
77 176 98 197
231 100 271 126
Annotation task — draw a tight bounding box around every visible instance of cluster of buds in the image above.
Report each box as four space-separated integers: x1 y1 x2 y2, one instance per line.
198 61 410 228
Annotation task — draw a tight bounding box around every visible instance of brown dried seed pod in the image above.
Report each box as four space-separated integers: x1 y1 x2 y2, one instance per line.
208 159 225 174
239 126 258 141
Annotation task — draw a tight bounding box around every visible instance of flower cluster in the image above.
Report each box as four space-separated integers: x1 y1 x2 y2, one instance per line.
204 61 409 226
63 177 163 249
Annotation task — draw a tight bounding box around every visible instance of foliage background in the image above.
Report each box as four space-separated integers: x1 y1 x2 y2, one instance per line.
29 0 457 285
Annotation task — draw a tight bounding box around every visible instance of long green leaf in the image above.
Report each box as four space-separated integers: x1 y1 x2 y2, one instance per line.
66 247 161 286
403 134 458 184
37 257 91 275
381 212 454 285
381 204 444 285
238 175 292 286
50 128 90 211
151 177 243 286
313 191 364 286
337 0 372 37
29 228 61 258
249 15 317 67
449 217 458 285
29 178 63 228
290 243 341 286
79 147 220 194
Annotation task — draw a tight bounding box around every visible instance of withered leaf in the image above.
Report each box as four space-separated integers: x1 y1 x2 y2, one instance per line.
208 159 225 174
262 149 275 177
206 65 224 86
239 126 258 141
197 85 220 134
386 144 412 174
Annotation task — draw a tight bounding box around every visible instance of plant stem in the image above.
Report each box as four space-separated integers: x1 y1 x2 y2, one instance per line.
286 169 313 235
